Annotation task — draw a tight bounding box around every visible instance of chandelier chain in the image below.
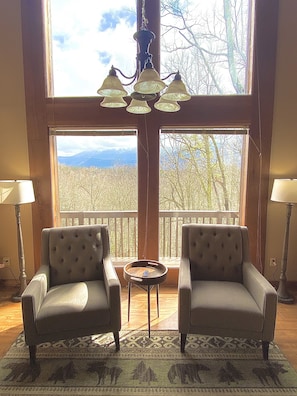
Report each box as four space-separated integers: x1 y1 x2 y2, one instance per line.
141 0 148 29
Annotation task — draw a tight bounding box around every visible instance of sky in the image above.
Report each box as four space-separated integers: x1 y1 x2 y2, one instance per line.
56 135 137 157
50 0 137 97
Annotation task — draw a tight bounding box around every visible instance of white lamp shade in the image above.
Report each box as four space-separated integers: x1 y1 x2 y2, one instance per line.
271 179 297 203
0 180 35 205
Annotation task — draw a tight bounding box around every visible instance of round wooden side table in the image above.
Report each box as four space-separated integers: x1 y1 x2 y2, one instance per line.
123 260 168 336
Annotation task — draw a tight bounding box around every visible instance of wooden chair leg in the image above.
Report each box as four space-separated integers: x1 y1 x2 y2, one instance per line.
181 333 187 353
262 341 269 360
29 345 37 366
114 332 120 351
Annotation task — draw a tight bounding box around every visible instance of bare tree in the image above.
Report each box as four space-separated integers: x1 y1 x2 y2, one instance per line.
160 133 244 211
58 164 137 211
159 0 250 211
161 0 251 94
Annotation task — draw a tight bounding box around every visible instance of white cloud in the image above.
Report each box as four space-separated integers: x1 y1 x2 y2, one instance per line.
56 135 137 156
50 0 137 96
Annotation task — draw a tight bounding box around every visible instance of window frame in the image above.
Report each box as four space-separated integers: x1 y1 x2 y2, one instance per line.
158 128 249 261
21 0 279 272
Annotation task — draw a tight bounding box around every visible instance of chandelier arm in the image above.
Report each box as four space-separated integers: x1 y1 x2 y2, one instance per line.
122 74 138 87
112 66 138 83
161 71 179 81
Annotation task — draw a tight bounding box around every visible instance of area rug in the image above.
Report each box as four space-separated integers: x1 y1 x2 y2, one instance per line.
0 330 297 395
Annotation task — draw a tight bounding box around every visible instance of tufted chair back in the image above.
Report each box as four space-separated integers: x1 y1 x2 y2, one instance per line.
42 225 109 287
182 224 250 282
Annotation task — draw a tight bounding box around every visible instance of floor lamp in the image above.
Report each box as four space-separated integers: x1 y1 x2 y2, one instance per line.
271 178 297 304
0 180 35 302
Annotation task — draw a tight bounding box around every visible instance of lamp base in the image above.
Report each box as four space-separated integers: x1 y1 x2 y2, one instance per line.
11 291 22 303
11 283 27 303
277 281 294 304
277 293 294 304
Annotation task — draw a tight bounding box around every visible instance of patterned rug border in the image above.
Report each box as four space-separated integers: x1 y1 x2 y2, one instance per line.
4 330 286 362
7 330 288 358
1 330 297 396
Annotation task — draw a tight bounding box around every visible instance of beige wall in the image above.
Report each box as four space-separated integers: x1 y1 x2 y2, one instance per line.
0 1 35 282
1 1 296 283
265 0 297 282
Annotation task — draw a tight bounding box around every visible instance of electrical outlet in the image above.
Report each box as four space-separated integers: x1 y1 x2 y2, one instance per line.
0 257 10 267
269 257 277 267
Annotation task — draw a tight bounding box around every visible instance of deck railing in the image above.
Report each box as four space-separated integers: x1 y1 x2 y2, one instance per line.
60 210 239 263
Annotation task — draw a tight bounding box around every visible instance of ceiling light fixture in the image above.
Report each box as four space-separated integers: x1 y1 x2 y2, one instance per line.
97 0 191 114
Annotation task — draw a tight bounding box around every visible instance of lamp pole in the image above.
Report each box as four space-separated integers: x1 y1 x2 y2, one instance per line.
277 202 294 304
12 203 27 302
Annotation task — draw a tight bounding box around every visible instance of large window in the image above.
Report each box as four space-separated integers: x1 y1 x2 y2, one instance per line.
49 0 254 97
46 0 257 263
21 0 278 269
52 130 138 262
159 129 248 260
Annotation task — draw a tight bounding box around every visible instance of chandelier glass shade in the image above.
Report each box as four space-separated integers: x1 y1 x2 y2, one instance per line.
154 97 180 112
127 99 151 114
98 69 128 98
161 72 191 102
134 66 167 95
97 1 190 115
100 96 127 108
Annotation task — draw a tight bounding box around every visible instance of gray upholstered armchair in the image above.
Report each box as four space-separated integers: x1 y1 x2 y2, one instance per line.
178 224 277 360
22 225 121 365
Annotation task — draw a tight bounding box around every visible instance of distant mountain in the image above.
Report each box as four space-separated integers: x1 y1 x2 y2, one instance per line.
58 149 136 168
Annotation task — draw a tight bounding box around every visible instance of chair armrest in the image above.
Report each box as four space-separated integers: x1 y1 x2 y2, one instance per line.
178 257 192 334
21 265 49 344
243 261 277 340
103 256 121 330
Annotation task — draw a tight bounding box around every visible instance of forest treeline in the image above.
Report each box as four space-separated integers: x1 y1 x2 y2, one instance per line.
58 134 244 213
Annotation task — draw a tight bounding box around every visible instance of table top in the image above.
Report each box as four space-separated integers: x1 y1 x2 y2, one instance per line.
124 260 168 285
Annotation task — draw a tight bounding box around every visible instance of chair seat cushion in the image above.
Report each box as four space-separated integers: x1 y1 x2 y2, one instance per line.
191 280 263 332
35 280 110 334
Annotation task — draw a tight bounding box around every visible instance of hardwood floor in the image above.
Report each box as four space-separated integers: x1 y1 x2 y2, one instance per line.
1 283 297 371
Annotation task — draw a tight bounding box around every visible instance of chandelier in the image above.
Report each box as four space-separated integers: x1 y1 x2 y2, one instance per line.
97 0 191 114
